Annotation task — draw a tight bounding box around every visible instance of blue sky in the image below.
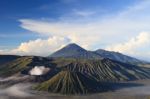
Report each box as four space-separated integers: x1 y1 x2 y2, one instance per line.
0 0 150 60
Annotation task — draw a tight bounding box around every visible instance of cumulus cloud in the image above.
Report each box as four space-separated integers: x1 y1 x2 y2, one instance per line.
15 36 71 56
0 36 70 56
29 66 50 76
106 32 150 59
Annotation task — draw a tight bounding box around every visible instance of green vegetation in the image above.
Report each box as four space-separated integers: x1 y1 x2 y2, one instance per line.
0 55 150 95
0 56 56 77
0 56 33 77
35 58 150 94
52 58 150 81
35 70 111 94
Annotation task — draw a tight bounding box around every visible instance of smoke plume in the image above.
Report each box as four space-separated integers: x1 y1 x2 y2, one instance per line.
29 66 50 76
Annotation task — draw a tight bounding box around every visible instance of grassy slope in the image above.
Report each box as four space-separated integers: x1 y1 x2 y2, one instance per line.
0 56 33 77
52 58 150 81
35 58 150 94
0 56 150 94
35 70 111 94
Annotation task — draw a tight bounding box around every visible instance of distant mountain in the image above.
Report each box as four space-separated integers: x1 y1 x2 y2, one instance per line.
0 55 20 65
49 43 146 65
49 43 103 59
94 49 144 64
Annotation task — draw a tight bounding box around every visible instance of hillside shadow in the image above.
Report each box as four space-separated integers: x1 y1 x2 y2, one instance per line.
105 82 144 92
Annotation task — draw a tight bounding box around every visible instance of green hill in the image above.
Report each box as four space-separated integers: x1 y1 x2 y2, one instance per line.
35 58 150 94
0 56 33 77
49 43 102 59
0 56 150 95
52 58 150 81
35 70 111 94
0 56 55 77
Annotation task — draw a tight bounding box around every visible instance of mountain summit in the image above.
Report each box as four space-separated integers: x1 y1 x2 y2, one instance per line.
62 43 85 51
49 43 102 59
49 43 145 64
94 49 143 64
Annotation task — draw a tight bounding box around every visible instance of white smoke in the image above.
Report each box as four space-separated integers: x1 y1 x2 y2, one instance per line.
0 83 33 97
0 75 29 82
29 66 50 76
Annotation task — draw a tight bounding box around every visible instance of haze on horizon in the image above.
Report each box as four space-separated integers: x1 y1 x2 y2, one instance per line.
0 0 150 61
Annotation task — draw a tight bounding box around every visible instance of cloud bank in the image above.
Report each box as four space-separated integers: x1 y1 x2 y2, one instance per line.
106 32 150 59
0 36 70 56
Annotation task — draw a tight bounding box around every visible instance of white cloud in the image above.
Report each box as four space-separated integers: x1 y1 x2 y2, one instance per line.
18 0 150 46
15 36 70 56
19 19 101 49
73 10 97 17
106 32 150 59
1 0 150 60
0 36 70 56
0 83 33 97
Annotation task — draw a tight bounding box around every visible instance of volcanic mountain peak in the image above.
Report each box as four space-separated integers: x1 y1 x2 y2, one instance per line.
64 43 86 50
49 43 146 64
54 43 86 54
35 70 111 94
94 49 143 64
49 43 103 59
